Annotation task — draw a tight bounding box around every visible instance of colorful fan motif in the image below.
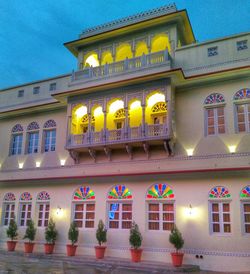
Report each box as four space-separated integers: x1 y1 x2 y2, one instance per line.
204 93 225 105
234 88 250 100
73 186 95 200
4 192 16 201
147 184 174 199
108 185 132 199
240 186 250 198
37 191 50 201
209 186 231 199
20 192 32 201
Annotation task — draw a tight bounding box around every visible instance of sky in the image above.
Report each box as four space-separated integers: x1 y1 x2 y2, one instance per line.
0 0 249 89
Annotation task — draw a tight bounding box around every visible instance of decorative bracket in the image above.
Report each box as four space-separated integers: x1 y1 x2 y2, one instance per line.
88 148 96 161
69 150 80 164
104 146 111 161
143 142 150 159
125 144 133 159
164 139 174 156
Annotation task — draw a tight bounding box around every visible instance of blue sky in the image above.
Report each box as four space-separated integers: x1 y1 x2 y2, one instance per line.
0 0 249 89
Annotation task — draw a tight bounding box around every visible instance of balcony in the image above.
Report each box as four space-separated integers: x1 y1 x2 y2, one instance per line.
70 50 171 84
66 123 173 161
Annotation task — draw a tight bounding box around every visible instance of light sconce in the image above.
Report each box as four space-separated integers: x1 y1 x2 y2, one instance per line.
228 145 236 154
188 204 193 215
60 159 66 166
56 206 63 217
18 163 24 169
36 161 41 168
186 149 194 157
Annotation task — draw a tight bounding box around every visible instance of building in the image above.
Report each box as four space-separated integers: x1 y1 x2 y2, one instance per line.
0 3 250 272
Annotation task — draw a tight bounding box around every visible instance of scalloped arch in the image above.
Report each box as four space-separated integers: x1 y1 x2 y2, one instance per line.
20 192 32 201
4 192 16 201
234 88 250 100
27 121 40 131
107 184 132 199
73 186 95 201
37 191 50 201
208 186 231 199
146 183 174 199
204 93 225 105
12 124 23 133
44 120 56 128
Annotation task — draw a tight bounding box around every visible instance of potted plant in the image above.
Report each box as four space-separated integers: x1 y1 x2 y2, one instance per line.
169 225 184 267
67 221 79 256
6 218 18 251
23 219 36 253
44 218 57 254
129 221 143 262
95 220 107 259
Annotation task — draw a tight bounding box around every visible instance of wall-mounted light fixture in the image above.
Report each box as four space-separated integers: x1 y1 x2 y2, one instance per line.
36 161 41 168
56 206 63 217
186 148 194 157
18 163 24 169
228 145 236 154
60 159 66 166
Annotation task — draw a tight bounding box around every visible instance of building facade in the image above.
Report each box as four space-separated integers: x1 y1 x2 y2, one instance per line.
0 3 250 272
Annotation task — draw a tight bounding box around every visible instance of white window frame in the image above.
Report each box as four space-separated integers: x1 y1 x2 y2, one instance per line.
72 202 95 229
209 201 231 235
37 202 50 227
241 200 250 235
43 128 56 152
235 103 250 133
27 131 39 154
205 105 226 136
49 83 57 91
107 201 132 230
19 202 32 227
2 202 15 226
11 133 23 155
147 201 175 231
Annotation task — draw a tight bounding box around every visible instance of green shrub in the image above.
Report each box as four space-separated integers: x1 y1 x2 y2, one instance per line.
23 220 36 243
96 220 107 246
129 221 142 249
68 222 79 246
169 226 184 253
6 218 18 241
45 219 57 244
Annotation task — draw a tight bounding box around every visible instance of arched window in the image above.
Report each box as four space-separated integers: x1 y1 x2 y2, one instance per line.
233 88 250 133
204 93 225 135
27 122 40 154
72 186 95 228
37 191 50 227
19 192 32 227
43 120 56 152
146 183 175 231
208 186 231 234
10 124 23 155
240 186 250 234
2 193 16 226
107 184 132 229
115 43 133 62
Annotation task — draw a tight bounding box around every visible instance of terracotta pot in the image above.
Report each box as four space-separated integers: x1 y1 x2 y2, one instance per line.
130 248 143 262
66 244 77 256
24 242 35 253
44 243 55 254
7 241 17 252
95 246 106 259
171 252 184 267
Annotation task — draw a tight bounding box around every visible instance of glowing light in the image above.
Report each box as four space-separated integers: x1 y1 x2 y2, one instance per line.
60 159 66 166
18 163 24 169
109 100 124 114
130 100 141 110
228 145 236 154
94 106 103 117
147 93 165 107
56 206 63 217
85 54 99 67
75 106 87 118
184 205 198 218
186 149 194 157
36 161 41 168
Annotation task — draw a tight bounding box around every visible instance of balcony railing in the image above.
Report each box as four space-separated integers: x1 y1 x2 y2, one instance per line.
67 123 170 149
71 50 171 83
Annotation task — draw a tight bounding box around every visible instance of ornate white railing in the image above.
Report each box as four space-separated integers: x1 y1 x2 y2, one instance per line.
72 50 170 82
68 124 169 147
